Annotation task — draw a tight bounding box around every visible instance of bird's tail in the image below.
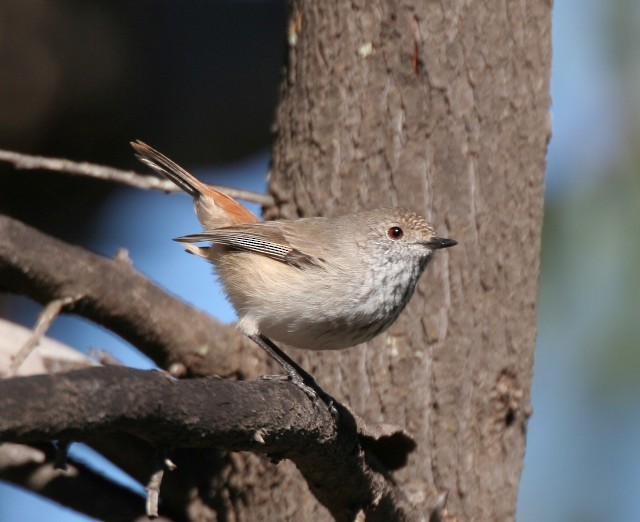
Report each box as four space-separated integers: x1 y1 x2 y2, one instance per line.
131 140 258 228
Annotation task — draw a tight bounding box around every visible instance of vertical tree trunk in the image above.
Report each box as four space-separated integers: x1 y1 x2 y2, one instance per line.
236 1 550 520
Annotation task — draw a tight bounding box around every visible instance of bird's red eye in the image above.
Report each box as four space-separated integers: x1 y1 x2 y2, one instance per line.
387 226 404 240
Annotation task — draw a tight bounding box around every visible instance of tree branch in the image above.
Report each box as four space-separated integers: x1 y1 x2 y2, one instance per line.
8 296 80 376
0 147 274 206
0 318 97 376
0 214 254 378
0 318 222 518
0 366 419 521
0 443 175 522
84 436 236 521
0 216 420 520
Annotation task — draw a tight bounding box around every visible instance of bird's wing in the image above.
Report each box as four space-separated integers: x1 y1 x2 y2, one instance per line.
175 222 325 268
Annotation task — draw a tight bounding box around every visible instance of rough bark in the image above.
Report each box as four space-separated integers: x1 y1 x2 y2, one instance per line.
0 364 420 520
0 218 419 520
250 1 550 520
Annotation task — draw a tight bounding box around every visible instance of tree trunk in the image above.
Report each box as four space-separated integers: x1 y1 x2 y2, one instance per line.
233 1 550 520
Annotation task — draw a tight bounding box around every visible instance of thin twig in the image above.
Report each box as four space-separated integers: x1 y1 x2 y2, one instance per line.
146 452 175 519
163 457 177 471
0 442 169 521
0 148 274 206
9 295 79 376
146 468 163 519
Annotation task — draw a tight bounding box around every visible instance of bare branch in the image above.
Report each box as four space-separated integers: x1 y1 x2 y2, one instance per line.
0 318 97 376
0 214 257 378
84 434 222 521
0 366 420 521
146 465 163 519
0 443 174 522
0 318 218 518
9 296 80 376
146 452 175 519
0 147 274 206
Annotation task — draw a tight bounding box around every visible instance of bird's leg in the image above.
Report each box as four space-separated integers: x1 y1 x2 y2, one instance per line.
248 334 336 410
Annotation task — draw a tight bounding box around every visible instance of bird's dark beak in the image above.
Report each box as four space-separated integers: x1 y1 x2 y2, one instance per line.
426 237 457 249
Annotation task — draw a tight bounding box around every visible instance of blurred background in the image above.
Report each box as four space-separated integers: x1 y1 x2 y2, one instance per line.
0 1 638 520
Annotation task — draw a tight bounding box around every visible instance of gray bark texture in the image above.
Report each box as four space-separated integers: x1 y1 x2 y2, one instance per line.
258 1 551 520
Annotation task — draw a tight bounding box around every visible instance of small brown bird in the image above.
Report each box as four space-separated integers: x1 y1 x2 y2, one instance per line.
133 141 456 396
